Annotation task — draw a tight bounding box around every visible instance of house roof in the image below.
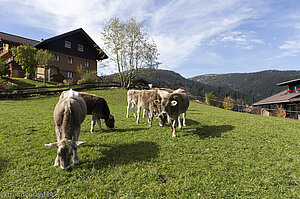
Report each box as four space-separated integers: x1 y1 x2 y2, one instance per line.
0 32 39 46
277 78 300 87
35 28 108 60
253 90 300 106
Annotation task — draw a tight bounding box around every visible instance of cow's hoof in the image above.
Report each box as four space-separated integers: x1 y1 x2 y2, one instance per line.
74 161 79 166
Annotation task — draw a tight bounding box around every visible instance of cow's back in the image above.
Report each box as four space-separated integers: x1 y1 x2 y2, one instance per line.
138 90 156 109
54 91 87 137
81 93 110 117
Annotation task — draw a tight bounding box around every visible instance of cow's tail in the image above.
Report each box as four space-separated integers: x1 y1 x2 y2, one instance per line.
62 100 74 137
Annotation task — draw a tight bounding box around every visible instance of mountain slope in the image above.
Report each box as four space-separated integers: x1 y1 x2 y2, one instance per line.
136 69 256 104
190 70 300 100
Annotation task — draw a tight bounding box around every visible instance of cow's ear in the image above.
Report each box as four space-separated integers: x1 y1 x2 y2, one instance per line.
45 142 59 148
171 100 177 106
72 141 86 148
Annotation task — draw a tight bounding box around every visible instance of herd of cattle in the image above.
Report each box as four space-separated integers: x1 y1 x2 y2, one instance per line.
45 87 189 169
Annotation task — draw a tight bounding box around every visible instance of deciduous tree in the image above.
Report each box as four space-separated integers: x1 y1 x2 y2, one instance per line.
11 45 38 79
35 49 54 86
223 96 235 110
0 58 9 77
102 17 160 88
205 92 217 106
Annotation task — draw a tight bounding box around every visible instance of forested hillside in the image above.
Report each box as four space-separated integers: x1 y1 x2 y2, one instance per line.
135 69 256 104
190 70 300 100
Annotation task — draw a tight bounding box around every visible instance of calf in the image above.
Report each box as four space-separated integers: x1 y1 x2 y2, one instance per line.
80 93 115 133
158 89 189 137
45 89 87 169
126 90 141 118
136 90 162 127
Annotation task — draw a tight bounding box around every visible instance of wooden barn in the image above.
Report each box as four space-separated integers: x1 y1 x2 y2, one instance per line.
0 28 108 82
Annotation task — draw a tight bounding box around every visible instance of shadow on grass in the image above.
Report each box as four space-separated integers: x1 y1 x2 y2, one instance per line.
193 125 234 139
185 119 201 126
84 141 159 170
81 127 149 134
0 157 8 175
187 109 202 115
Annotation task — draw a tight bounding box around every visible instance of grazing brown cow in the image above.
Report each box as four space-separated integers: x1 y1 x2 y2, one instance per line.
80 93 115 133
158 89 189 137
45 89 87 169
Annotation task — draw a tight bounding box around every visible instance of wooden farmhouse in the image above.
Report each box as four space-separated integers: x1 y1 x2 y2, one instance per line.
0 28 108 82
253 78 300 118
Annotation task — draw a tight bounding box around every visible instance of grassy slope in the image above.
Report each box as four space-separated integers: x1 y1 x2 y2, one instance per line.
0 88 299 198
1 77 58 88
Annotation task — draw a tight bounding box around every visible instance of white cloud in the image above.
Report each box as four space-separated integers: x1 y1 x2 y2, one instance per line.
209 31 264 50
0 0 267 72
148 0 263 69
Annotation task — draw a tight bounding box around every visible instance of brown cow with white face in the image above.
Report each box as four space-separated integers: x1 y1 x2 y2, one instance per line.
158 89 189 137
45 89 87 169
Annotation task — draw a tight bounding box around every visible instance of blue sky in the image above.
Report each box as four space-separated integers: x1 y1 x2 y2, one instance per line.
1 0 300 78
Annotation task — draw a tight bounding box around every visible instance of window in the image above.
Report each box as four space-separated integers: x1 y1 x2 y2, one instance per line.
68 57 73 64
78 44 84 52
54 54 60 61
84 61 90 67
67 72 73 78
65 41 71 48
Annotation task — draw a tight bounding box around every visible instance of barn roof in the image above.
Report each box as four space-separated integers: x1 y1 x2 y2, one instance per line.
253 90 300 106
0 32 39 46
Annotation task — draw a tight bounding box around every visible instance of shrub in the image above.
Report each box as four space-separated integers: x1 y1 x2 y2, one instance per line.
76 67 99 84
223 96 235 110
205 92 217 106
6 82 18 90
63 79 75 85
276 105 286 118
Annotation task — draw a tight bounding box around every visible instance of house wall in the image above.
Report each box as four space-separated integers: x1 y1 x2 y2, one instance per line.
36 51 97 82
0 43 9 56
1 29 104 81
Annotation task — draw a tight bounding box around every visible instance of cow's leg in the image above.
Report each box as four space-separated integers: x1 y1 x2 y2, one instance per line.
132 103 137 118
73 126 80 165
90 115 96 133
172 119 177 137
148 111 153 127
143 109 147 118
182 112 187 127
178 115 182 130
54 155 60 167
136 106 141 124
126 101 130 118
96 117 103 133
167 115 172 125
54 125 60 167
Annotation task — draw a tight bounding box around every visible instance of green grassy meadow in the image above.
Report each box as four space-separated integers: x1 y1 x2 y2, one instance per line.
0 88 299 198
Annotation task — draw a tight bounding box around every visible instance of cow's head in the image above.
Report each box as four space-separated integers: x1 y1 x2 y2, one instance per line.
157 90 172 114
45 139 86 169
105 114 115 129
